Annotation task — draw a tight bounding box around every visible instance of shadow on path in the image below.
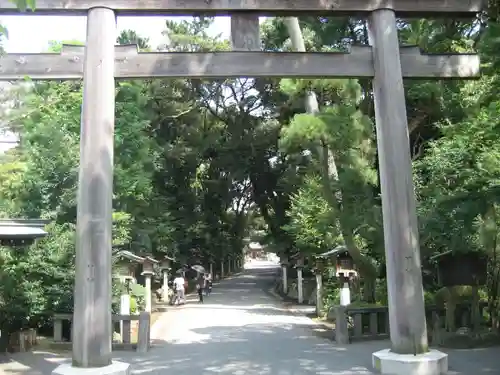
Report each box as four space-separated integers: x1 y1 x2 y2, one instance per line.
2 262 499 375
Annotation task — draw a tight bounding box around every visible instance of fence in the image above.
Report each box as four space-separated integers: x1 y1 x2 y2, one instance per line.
331 303 487 345
53 312 151 352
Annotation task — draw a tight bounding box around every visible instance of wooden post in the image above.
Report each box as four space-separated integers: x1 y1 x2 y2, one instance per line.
335 306 349 344
368 9 428 355
72 7 116 368
136 312 150 353
230 13 260 52
53 318 63 342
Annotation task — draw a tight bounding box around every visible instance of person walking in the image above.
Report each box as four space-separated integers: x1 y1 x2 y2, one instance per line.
204 272 212 296
196 273 206 303
173 273 186 305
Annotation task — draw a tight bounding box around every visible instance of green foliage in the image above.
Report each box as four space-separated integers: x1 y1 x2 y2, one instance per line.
0 223 74 333
129 284 146 311
1 9 500 333
11 0 36 12
46 40 84 53
129 297 138 314
284 175 339 253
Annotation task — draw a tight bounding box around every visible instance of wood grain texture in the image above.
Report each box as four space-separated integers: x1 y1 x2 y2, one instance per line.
0 0 484 16
231 14 260 51
368 9 428 355
136 312 150 353
0 48 479 80
71 7 115 368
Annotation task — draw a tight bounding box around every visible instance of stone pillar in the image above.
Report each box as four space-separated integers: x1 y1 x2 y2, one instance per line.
297 267 304 304
162 270 169 302
368 9 428 355
160 258 172 302
281 263 288 293
120 294 131 339
339 278 351 306
296 256 304 304
143 272 153 313
315 269 323 315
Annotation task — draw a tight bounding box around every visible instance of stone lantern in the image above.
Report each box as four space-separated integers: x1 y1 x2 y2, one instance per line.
207 256 214 280
113 253 137 287
160 256 174 302
295 255 305 304
113 250 144 322
113 250 159 313
141 255 159 313
280 254 289 293
313 255 326 315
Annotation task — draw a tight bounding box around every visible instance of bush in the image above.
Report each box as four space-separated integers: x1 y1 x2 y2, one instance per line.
129 283 146 311
112 280 126 314
130 297 138 314
0 223 75 335
323 281 340 312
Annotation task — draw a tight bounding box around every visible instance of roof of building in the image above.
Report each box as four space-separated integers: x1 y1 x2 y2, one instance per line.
0 219 49 239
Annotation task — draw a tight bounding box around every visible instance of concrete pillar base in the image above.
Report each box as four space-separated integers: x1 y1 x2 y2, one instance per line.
52 361 130 375
372 349 448 375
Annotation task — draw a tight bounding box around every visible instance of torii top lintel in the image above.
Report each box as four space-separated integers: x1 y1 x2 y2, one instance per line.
0 0 484 16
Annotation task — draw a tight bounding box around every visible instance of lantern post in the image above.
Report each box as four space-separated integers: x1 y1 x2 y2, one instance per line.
296 255 305 304
160 256 174 302
141 256 158 313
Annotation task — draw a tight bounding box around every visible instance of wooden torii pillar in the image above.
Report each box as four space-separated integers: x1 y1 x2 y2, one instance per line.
0 1 482 375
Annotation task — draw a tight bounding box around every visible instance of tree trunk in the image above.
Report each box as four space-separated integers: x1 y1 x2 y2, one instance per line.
284 17 377 302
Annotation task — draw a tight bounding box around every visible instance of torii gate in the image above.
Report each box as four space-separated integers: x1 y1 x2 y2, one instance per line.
0 1 482 375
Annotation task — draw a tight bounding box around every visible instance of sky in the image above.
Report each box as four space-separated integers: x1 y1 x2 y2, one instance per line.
1 15 232 53
0 15 233 152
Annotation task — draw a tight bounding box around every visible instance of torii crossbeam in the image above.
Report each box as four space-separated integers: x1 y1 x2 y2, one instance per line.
0 1 484 375
0 45 479 80
0 0 483 16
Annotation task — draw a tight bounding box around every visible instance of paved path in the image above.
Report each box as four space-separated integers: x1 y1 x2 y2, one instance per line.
2 262 498 375
125 262 499 375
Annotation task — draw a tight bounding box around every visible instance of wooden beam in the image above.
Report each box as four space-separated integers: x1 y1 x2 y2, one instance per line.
231 14 260 51
399 47 479 79
0 45 479 81
0 0 484 16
